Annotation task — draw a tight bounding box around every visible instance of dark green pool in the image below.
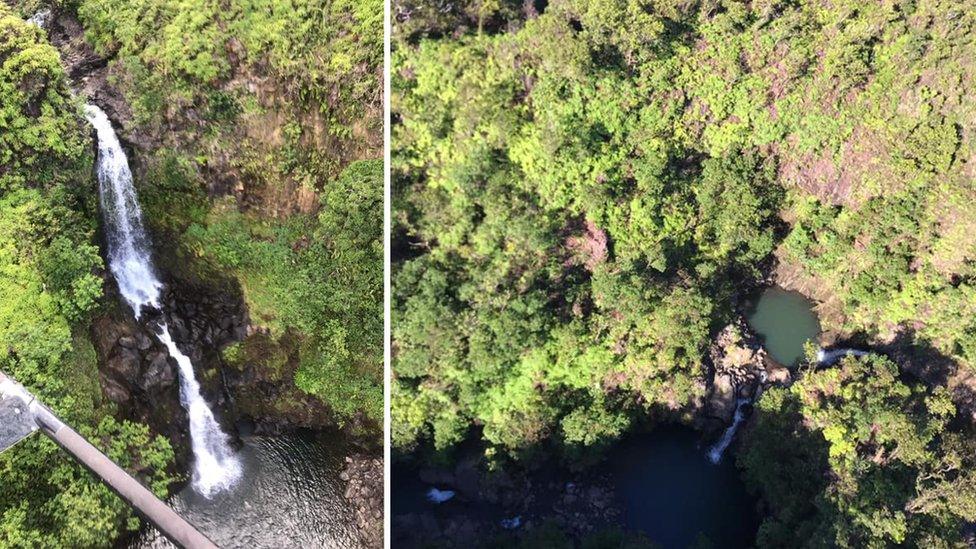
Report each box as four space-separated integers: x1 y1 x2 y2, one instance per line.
609 428 759 548
746 287 820 366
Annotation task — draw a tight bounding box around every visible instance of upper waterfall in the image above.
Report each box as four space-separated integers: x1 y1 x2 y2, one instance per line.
85 104 241 497
85 105 162 318
707 397 750 464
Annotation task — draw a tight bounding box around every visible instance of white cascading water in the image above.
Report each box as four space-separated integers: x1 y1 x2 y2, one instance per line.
26 9 51 28
86 104 241 497
707 370 766 464
86 105 162 318
707 397 750 464
816 348 869 365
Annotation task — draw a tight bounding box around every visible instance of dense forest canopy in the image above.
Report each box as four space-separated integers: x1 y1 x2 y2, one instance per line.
2 0 382 545
392 0 976 545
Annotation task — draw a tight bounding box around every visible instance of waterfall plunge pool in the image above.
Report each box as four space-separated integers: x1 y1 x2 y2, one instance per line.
392 427 758 548
610 428 759 548
130 430 359 548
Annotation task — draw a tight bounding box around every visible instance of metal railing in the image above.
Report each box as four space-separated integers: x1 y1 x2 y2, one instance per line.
0 371 218 549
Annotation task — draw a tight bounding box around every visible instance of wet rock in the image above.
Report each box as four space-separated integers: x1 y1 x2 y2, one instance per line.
136 332 152 351
341 454 383 548
106 347 141 385
765 360 791 385
142 352 175 390
100 373 131 404
704 319 767 433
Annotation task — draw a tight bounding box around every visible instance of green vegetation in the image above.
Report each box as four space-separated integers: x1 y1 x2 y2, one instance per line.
740 354 976 547
3 0 381 544
77 0 382 137
393 0 976 545
392 0 790 458
0 7 174 546
187 159 384 424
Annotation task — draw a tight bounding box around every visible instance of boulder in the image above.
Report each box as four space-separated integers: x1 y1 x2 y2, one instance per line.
100 374 131 404
708 373 737 423
142 352 175 390
106 347 141 385
136 332 152 351
766 361 791 385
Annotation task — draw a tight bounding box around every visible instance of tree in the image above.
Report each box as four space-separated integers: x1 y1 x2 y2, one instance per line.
741 354 976 548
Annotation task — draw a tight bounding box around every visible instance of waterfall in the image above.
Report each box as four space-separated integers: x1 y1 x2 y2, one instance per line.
26 9 50 28
87 105 162 318
156 328 242 497
707 397 750 464
86 105 241 498
816 348 869 365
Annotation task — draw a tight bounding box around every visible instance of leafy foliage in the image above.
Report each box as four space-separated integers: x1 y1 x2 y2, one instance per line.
392 0 787 458
393 0 976 454
68 0 385 431
393 1 976 544
740 355 976 548
186 160 384 425
76 0 382 131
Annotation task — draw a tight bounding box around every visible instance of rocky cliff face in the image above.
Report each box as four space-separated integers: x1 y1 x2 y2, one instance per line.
700 315 792 439
90 273 249 460
91 302 188 456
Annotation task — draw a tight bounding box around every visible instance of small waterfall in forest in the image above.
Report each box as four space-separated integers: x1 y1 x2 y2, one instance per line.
816 348 869 365
26 9 50 28
707 371 766 464
86 104 241 497
707 397 750 464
